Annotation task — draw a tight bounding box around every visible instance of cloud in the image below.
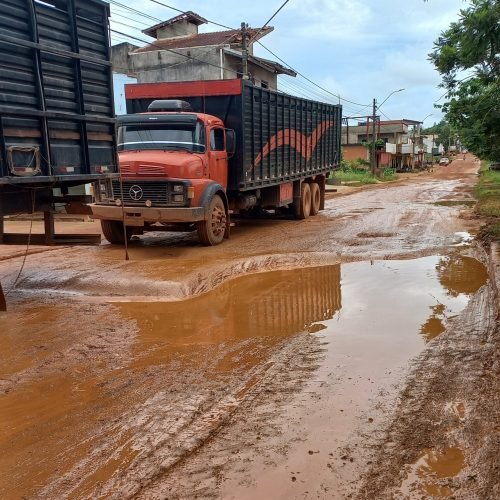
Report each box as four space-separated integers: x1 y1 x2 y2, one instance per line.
108 0 466 122
286 0 371 41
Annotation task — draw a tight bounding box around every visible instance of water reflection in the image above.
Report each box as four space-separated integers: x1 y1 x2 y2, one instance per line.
119 265 342 346
419 255 488 342
436 255 488 297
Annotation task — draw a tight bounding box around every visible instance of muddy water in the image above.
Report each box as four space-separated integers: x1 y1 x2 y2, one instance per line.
217 255 487 499
0 254 488 498
401 446 466 497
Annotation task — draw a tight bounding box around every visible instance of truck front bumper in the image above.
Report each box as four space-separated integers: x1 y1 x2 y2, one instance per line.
90 204 206 225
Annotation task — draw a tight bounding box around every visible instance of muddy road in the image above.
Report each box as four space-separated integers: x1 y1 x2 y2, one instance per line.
0 157 498 499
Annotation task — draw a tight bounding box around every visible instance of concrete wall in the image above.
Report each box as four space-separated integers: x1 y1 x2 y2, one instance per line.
128 47 277 88
223 56 277 89
131 47 223 83
156 21 198 40
249 63 277 89
342 123 409 145
111 42 140 76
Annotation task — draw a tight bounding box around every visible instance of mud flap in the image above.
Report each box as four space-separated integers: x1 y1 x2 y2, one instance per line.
0 281 6 312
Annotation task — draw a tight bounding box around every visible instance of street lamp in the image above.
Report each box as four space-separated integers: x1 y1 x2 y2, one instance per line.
377 88 405 109
371 88 405 174
421 113 433 124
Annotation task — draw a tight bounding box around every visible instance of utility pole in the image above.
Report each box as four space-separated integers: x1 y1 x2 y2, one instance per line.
371 98 377 175
241 22 249 80
411 126 416 170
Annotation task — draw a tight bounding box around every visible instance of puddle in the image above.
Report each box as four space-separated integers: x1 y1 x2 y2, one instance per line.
218 256 484 498
433 200 475 208
119 265 342 354
401 447 465 497
0 254 487 498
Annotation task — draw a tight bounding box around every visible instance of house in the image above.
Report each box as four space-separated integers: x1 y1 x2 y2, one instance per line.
111 11 296 90
342 119 425 169
421 135 444 157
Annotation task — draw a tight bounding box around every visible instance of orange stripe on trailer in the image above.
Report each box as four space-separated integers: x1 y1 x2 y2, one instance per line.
254 121 334 166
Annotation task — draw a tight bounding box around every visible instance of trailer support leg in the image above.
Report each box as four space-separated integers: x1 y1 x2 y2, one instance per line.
44 211 55 245
0 214 4 244
0 281 6 312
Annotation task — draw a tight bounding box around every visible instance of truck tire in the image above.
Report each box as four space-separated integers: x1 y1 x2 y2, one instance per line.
101 219 130 245
296 182 312 219
196 194 227 246
310 182 321 216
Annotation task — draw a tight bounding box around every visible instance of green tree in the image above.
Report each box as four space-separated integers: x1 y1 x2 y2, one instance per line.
429 0 500 160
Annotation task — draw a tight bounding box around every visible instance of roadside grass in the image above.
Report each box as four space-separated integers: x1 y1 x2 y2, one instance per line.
333 162 398 185
475 161 500 240
334 168 378 185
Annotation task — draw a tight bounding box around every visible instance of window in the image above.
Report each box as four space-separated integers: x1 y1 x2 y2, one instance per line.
210 128 225 151
118 121 205 153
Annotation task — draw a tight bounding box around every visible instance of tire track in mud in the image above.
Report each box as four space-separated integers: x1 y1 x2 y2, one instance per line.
36 332 326 499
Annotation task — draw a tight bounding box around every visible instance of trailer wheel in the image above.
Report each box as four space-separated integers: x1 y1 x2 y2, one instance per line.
296 182 312 219
101 220 131 245
197 194 227 246
310 182 321 216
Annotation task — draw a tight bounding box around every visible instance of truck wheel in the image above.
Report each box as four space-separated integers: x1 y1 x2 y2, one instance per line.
296 182 311 219
101 219 130 245
310 182 321 215
197 194 227 246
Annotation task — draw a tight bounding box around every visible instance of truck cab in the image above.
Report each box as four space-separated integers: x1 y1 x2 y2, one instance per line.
92 100 235 245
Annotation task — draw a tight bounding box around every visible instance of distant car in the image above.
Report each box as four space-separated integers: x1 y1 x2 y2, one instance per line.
489 161 500 171
439 157 450 166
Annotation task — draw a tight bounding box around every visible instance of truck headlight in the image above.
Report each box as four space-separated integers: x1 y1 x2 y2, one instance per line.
173 184 183 193
173 195 184 202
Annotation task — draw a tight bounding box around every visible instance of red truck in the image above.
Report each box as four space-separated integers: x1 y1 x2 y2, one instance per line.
91 79 341 245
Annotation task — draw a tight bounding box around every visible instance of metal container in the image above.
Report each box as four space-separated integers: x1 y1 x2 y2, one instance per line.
0 0 117 184
125 79 341 194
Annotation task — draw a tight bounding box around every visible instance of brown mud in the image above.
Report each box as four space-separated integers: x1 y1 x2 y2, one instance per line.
0 157 498 499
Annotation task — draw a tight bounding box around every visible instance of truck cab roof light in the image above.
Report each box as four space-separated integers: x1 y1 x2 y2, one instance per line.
147 100 193 112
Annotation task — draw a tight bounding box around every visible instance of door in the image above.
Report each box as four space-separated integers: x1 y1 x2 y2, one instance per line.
208 127 228 189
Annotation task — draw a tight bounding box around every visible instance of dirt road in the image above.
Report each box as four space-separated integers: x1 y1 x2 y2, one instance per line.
0 157 498 499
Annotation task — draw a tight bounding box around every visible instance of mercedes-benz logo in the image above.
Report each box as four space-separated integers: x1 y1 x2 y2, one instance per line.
129 185 143 201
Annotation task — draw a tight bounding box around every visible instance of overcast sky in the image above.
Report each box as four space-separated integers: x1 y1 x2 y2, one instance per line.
110 0 467 126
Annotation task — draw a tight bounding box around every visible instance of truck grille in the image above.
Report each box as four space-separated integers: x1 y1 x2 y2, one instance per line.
111 180 186 206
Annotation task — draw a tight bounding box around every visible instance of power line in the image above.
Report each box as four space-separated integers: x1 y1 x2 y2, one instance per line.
249 0 291 44
111 10 151 28
110 28 275 89
108 0 368 107
108 0 162 24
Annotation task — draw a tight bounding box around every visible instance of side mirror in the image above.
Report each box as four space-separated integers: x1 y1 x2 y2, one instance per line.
226 129 236 157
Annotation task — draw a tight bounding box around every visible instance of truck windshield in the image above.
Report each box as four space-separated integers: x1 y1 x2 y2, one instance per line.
118 122 206 153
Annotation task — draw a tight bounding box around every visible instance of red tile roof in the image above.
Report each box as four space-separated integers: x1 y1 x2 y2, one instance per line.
135 27 273 53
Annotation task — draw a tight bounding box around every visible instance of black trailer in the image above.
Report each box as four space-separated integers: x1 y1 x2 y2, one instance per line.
0 0 117 244
125 79 342 196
